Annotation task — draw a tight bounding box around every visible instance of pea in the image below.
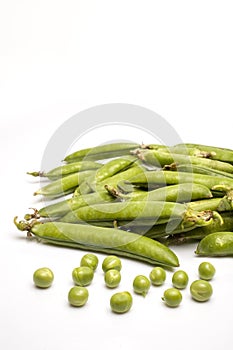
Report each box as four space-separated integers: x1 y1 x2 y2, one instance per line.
162 288 182 307
172 270 189 289
80 253 99 271
72 266 94 286
110 291 133 314
33 267 54 288
133 275 151 297
102 255 122 273
149 267 166 286
68 286 89 307
198 262 216 280
190 280 213 302
104 269 121 288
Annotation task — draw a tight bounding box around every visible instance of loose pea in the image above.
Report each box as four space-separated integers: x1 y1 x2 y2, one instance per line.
190 280 213 302
162 288 182 307
72 266 94 286
68 286 89 307
104 269 121 288
102 255 122 273
80 253 99 271
133 275 151 297
198 262 216 280
33 267 54 288
110 291 133 314
149 267 166 286
172 270 189 289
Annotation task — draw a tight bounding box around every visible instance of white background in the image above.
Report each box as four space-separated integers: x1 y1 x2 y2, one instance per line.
1 1 233 350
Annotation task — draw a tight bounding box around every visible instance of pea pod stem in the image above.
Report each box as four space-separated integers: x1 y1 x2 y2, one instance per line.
14 217 179 267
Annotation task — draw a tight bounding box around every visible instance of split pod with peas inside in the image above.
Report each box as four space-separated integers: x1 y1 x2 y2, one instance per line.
14 217 179 267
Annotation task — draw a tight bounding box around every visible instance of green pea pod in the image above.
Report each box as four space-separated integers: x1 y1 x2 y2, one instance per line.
60 201 219 230
138 150 233 174
195 232 233 256
164 212 233 245
34 170 95 197
109 183 213 203
32 190 117 218
178 143 233 164
128 170 233 192
14 217 180 267
27 161 102 180
64 142 140 163
165 164 233 180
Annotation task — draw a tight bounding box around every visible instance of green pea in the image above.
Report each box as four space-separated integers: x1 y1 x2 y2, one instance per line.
68 286 89 307
162 288 182 307
33 267 54 288
190 280 213 302
110 291 133 314
72 266 94 286
172 270 189 289
133 275 151 297
102 255 122 273
149 267 166 286
104 269 121 288
80 253 99 271
198 262 216 280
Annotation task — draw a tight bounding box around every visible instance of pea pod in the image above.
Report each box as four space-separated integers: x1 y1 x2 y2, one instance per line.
14 217 180 267
60 200 219 228
64 142 139 163
195 232 233 256
128 170 233 192
31 190 117 218
164 212 233 244
78 156 137 195
164 164 233 179
34 170 95 197
178 143 233 164
27 161 102 180
108 183 213 203
137 149 233 174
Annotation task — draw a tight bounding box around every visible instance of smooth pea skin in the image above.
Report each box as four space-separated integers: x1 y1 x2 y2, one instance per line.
198 262 216 280
68 286 89 307
102 255 122 273
80 253 99 271
110 291 133 314
172 270 189 289
33 267 54 288
162 288 182 307
149 267 166 286
104 269 121 288
133 275 151 296
190 280 213 302
72 266 94 286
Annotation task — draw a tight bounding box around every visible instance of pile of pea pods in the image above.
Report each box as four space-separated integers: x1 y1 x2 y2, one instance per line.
14 142 233 268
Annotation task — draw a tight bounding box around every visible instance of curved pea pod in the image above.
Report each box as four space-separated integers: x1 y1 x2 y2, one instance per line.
33 170 95 197
137 149 233 174
64 142 140 163
195 232 233 256
14 217 179 267
27 161 102 180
